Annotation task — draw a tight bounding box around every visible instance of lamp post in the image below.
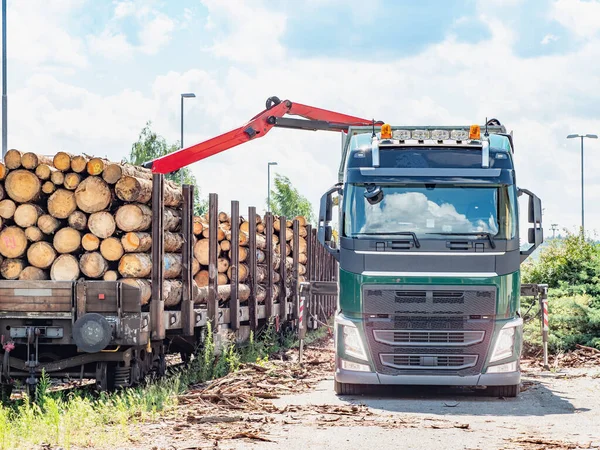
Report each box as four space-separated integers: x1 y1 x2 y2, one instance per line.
567 133 598 236
2 0 7 161
267 161 278 213
180 93 196 149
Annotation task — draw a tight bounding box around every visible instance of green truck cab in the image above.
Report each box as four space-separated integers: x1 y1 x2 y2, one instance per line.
317 122 543 397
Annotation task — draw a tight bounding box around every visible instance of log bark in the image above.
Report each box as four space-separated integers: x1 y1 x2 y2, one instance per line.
115 175 182 206
164 208 181 232
27 241 57 269
164 232 184 253
53 227 81 253
88 211 116 238
290 236 307 254
35 164 54 180
0 184 4 202
25 226 43 242
21 152 53 170
121 279 183 306
118 253 152 278
121 278 152 304
50 254 80 281
64 172 81 190
14 203 44 228
48 189 77 219
0 199 16 219
19 266 48 281
163 253 182 279
75 176 111 213
50 170 65 186
121 232 152 253
53 152 73 172
4 149 22 169
37 214 61 235
1 258 25 279
67 210 88 231
82 233 100 251
227 263 249 282
80 252 108 278
0 226 28 258
102 162 158 184
193 284 250 304
115 203 152 232
218 211 229 222
5 170 41 203
103 270 118 281
100 237 124 261
42 181 56 195
70 155 88 173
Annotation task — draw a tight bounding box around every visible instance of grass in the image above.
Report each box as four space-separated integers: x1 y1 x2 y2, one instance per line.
0 320 331 450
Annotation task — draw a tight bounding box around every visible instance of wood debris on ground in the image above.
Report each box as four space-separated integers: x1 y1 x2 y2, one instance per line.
506 436 600 449
522 345 600 371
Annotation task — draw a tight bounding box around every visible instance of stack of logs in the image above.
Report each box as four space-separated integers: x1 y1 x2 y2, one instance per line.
0 149 309 309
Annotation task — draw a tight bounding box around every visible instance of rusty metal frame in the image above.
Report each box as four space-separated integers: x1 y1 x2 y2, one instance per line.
150 173 165 339
230 200 240 331
265 213 274 319
207 193 219 332
248 206 258 331
278 216 287 324
181 184 194 336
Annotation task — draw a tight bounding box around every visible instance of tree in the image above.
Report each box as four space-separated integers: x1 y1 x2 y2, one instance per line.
268 173 315 223
128 121 208 215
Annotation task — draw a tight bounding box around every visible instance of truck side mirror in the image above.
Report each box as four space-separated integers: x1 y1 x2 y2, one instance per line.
519 188 543 262
318 184 341 260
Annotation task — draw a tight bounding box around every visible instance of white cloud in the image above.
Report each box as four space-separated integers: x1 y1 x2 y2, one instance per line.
87 29 134 60
6 1 600 238
138 13 175 55
541 33 559 44
551 0 600 39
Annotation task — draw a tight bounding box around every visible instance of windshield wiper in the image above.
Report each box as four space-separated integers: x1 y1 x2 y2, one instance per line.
360 232 420 248
426 232 496 249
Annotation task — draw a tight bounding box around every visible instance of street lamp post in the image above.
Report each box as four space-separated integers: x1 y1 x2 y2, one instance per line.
2 0 7 161
267 162 278 213
567 133 598 236
180 93 196 150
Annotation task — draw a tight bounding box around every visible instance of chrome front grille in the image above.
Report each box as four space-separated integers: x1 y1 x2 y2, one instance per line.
373 330 485 347
380 354 478 370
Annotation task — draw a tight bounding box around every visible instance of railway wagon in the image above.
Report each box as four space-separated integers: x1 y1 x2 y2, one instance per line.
0 177 337 396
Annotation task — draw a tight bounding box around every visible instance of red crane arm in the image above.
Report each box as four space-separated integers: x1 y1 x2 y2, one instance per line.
145 96 381 174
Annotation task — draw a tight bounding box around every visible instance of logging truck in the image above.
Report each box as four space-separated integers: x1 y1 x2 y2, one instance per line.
0 96 544 399
143 96 545 398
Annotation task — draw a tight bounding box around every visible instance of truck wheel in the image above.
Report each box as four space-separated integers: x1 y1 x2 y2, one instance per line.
488 384 519 398
334 381 367 396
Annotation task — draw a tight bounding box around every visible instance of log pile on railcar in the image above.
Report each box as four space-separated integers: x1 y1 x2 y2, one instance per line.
0 150 308 308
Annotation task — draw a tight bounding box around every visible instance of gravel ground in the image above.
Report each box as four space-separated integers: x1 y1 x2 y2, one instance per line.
125 337 600 450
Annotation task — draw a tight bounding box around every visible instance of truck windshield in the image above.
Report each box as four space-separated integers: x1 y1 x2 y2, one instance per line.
343 184 516 239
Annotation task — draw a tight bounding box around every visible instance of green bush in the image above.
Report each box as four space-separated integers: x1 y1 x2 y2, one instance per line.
521 231 600 352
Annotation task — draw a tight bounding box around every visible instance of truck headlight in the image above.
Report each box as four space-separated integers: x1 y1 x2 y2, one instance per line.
487 361 518 373
489 318 522 363
342 324 368 361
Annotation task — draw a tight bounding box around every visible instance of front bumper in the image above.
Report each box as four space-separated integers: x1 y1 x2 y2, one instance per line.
336 365 520 386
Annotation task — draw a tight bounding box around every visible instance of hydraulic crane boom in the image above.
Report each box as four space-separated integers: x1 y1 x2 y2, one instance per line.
144 96 382 174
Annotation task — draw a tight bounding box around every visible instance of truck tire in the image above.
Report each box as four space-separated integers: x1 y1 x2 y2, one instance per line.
488 384 519 398
334 381 367 395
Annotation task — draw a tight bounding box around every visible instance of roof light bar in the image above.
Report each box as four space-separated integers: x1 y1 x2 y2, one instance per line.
412 130 430 140
392 129 411 140
431 130 450 141
450 129 469 141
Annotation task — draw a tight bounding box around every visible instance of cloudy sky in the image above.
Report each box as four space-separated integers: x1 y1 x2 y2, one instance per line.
2 0 600 237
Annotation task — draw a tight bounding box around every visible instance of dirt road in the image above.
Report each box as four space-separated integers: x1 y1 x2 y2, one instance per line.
135 338 600 450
